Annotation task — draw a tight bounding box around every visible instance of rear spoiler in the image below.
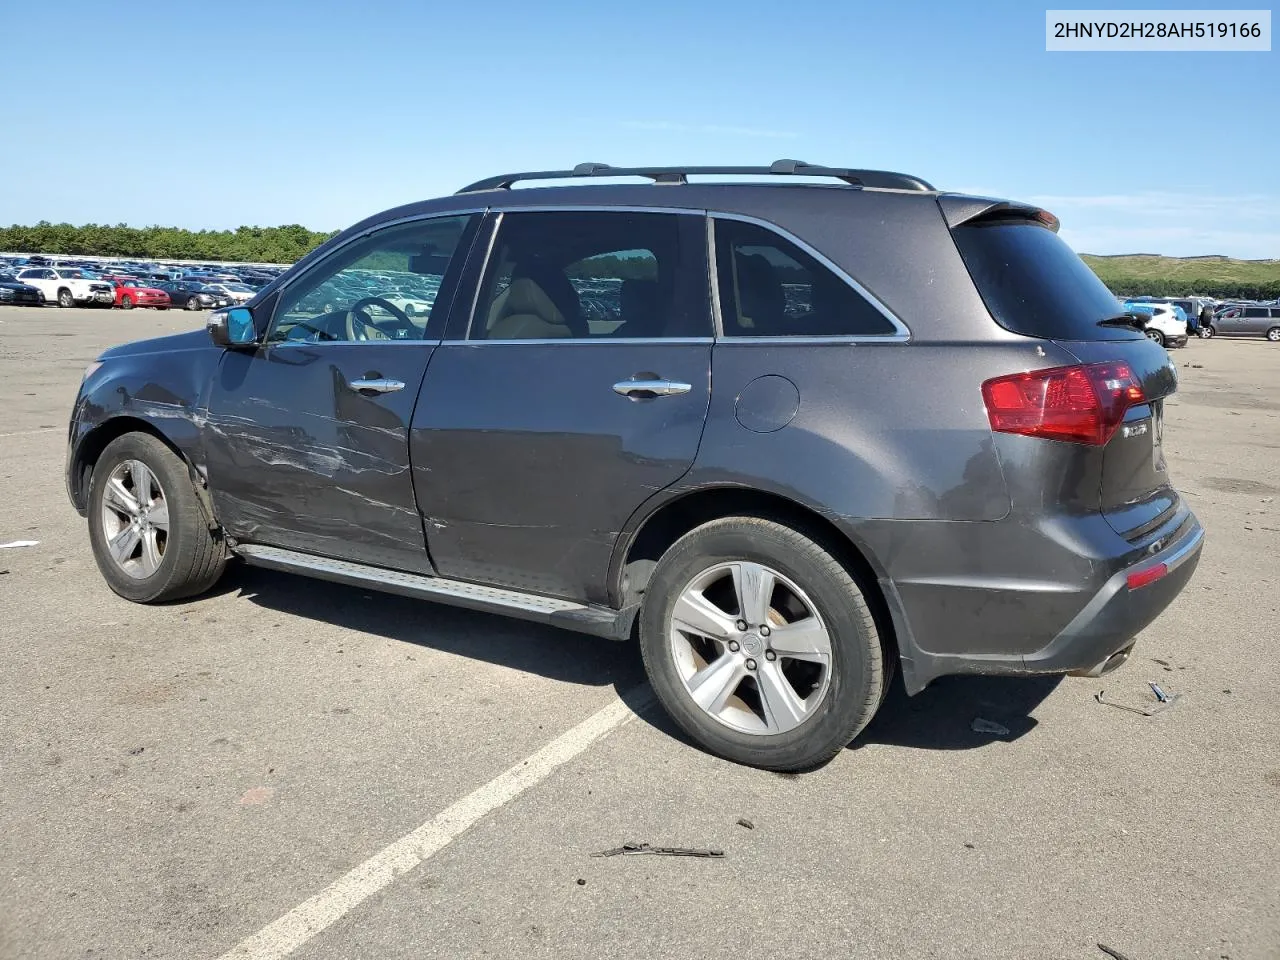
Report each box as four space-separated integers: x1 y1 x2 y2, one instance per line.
937 194 1060 232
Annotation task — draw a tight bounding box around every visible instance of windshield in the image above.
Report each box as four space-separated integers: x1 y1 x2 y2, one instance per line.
224 283 253 292
59 269 87 279
952 219 1142 341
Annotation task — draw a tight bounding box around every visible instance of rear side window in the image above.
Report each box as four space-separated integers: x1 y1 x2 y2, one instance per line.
713 219 897 337
952 219 1139 341
1244 307 1266 318
470 211 709 340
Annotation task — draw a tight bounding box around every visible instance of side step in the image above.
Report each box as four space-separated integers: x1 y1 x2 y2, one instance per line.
235 544 633 641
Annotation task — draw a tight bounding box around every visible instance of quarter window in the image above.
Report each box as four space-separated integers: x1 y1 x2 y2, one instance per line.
270 215 474 343
713 219 898 337
470 211 708 340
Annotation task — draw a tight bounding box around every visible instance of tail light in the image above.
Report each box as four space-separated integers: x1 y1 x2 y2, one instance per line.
982 362 1146 445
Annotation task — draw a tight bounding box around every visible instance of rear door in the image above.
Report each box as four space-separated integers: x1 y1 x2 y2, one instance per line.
1241 306 1270 335
412 209 713 603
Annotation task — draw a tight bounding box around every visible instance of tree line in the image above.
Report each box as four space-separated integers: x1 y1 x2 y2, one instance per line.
0 222 337 264
2 221 1275 300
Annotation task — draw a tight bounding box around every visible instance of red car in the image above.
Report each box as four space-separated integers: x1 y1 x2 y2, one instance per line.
106 277 171 310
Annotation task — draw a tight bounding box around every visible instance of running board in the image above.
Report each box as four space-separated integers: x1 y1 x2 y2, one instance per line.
235 544 633 641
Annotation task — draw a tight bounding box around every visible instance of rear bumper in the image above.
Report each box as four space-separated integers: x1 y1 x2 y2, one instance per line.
880 510 1204 694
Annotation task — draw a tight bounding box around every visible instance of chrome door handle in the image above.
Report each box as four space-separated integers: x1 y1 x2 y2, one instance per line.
348 378 405 394
612 379 693 398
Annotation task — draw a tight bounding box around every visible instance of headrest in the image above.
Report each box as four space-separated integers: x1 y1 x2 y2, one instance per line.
500 277 566 327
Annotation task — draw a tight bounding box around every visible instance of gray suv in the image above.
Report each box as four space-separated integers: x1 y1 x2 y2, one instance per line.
65 161 1204 771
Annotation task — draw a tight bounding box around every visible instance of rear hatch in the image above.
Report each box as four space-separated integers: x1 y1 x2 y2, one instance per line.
945 200 1180 540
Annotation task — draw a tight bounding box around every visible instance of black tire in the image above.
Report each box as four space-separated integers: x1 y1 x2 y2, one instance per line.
185 297 201 311
1145 329 1165 347
1199 325 1215 339
121 294 134 310
1267 327 1280 343
57 288 74 308
87 432 227 603
638 516 884 772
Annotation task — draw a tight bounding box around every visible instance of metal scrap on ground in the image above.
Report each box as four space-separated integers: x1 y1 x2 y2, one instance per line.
592 843 725 858
1095 688 1181 716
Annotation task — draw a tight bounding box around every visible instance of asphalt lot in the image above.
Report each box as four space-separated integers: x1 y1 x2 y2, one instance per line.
1 306 1277 960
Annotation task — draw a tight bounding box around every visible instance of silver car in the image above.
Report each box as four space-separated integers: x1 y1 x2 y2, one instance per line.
1204 304 1280 340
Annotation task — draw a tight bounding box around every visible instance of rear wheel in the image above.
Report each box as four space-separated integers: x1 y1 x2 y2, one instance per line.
1267 327 1280 342
87 433 227 603
638 516 884 772
121 294 134 310
1199 325 1215 339
57 288 74 308
1145 329 1165 347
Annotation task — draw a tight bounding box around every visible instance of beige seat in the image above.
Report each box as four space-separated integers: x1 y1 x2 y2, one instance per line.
486 277 572 340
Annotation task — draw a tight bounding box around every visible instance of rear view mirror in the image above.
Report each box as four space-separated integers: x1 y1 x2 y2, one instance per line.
409 252 451 275
208 306 258 348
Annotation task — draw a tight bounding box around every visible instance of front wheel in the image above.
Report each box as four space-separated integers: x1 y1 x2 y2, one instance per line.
638 516 885 772
1267 327 1280 342
121 294 134 310
185 297 201 311
87 432 227 603
1199 325 1215 339
57 288 74 308
1145 329 1165 347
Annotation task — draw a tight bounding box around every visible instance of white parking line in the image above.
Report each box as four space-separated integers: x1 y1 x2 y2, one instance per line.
217 690 652 960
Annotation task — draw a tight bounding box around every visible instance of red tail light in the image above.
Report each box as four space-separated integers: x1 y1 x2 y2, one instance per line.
982 362 1146 445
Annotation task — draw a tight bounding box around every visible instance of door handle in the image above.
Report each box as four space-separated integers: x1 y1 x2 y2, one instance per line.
612 378 693 399
348 377 405 394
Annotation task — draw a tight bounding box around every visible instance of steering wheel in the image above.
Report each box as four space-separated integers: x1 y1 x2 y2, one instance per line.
344 297 417 341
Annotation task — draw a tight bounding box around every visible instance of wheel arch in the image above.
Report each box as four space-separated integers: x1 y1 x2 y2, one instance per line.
69 416 214 524
612 485 898 667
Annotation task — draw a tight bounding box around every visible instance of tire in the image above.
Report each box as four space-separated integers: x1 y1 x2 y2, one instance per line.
185 297 201 311
57 288 74 308
1145 329 1165 347
1199 325 1215 339
1267 327 1280 342
404 303 416 318
638 516 884 772
87 432 227 603
121 294 134 310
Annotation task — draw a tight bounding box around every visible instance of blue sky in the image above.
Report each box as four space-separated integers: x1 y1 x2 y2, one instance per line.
1 0 1275 256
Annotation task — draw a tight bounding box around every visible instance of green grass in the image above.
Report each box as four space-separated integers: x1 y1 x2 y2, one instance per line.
1081 254 1280 299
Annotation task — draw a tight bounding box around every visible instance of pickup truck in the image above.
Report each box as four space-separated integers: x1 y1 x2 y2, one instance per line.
15 267 115 308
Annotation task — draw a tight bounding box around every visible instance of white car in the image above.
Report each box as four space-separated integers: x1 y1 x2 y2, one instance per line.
15 267 114 308
381 292 435 318
201 282 257 304
1125 303 1188 348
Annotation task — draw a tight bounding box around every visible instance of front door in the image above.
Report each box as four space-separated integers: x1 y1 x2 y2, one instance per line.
205 214 478 573
412 209 713 603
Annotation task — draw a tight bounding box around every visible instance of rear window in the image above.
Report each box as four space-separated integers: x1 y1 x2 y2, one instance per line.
952 219 1140 341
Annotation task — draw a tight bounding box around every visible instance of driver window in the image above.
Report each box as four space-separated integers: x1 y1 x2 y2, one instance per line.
268 215 473 344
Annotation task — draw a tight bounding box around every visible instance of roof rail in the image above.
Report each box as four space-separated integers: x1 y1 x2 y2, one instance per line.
457 159 935 194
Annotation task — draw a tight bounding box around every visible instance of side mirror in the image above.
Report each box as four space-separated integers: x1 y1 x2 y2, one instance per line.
208 306 258 348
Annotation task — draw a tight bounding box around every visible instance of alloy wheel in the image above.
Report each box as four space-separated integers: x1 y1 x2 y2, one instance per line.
99 459 169 579
668 561 832 735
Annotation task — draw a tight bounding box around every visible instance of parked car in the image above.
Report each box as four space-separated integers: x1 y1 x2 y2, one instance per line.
1120 301 1189 347
1200 304 1280 340
155 281 232 311
198 281 257 304
0 271 43 306
107 277 171 310
64 160 1203 771
15 267 114 307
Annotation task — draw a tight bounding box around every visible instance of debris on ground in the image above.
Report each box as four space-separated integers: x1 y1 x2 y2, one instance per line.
592 843 725 858
0 540 39 549
736 818 755 830
971 717 1010 736
1149 681 1171 703
1097 943 1135 960
576 878 586 886
1095 688 1181 716
0 569 8 576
